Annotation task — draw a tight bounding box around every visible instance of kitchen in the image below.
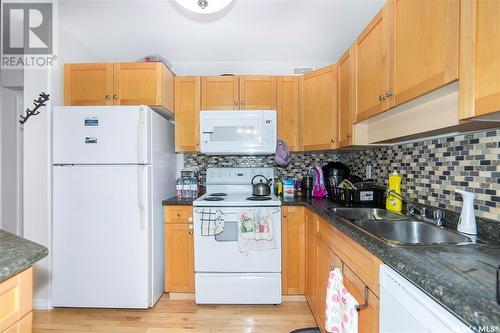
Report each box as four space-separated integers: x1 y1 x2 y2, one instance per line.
0 0 499 332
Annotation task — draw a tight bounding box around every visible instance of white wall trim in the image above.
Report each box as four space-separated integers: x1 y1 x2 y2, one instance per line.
33 299 53 311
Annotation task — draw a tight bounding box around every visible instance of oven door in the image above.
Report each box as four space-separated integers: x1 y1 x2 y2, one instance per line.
193 207 281 273
199 110 276 155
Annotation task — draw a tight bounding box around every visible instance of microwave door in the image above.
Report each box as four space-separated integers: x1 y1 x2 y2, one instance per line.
199 110 276 155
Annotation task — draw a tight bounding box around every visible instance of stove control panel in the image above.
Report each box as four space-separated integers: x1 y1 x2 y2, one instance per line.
206 167 274 185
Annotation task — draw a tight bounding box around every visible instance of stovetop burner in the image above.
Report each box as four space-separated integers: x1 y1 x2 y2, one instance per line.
204 197 225 201
246 196 272 201
209 193 227 197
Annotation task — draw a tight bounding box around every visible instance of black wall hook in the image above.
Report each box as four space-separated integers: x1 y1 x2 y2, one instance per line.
19 92 50 124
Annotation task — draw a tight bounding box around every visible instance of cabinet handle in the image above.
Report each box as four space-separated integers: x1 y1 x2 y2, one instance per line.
234 101 238 106
113 95 118 99
282 214 287 218
176 212 182 217
347 134 352 138
105 95 111 99
188 224 193 235
188 217 193 222
386 90 393 98
240 100 245 105
330 138 336 143
378 95 386 102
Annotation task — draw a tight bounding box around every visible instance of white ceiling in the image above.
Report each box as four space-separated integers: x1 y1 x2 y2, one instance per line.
58 0 385 75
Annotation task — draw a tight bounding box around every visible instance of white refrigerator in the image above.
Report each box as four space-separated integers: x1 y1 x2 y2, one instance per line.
52 105 175 308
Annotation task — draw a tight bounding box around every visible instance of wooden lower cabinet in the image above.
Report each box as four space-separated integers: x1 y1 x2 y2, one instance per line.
305 209 318 312
304 211 381 333
343 265 380 333
164 206 195 293
281 206 306 295
0 268 33 332
315 238 342 332
3 312 32 333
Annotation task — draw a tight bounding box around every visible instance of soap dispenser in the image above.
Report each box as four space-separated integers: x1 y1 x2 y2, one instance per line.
455 189 477 235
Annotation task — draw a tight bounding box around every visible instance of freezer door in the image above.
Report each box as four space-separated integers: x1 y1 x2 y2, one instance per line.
53 106 151 164
52 165 151 308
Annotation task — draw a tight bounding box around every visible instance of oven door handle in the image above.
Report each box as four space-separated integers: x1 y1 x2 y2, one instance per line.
194 208 281 215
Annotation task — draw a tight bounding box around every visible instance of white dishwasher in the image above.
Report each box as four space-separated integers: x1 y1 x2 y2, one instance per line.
380 265 472 333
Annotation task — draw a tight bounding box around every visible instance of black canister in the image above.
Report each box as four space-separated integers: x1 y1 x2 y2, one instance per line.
302 175 313 198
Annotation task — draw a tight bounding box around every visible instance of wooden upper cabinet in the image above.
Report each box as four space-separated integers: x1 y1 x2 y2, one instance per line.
281 206 305 295
460 0 500 119
113 62 174 111
64 63 113 106
64 62 174 112
392 0 459 106
338 46 355 148
201 76 277 110
239 76 277 110
302 65 338 151
175 77 201 152
355 3 391 122
277 76 300 151
201 76 239 110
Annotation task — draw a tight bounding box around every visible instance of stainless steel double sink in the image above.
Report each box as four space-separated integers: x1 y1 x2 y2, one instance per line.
326 207 480 246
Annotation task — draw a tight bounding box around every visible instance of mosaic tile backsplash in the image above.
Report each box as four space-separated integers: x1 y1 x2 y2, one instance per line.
184 129 500 221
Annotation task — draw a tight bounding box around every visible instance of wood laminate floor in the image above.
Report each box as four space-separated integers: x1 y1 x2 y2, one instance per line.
33 295 316 333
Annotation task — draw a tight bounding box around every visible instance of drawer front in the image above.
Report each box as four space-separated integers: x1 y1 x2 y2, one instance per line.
2 312 32 333
317 217 381 296
0 268 33 332
165 206 193 224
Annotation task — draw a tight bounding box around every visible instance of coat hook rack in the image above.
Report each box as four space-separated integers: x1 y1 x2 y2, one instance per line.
19 92 50 124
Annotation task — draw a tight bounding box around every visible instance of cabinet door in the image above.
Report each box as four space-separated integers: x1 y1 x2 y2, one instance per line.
175 77 201 152
460 0 500 119
239 76 277 110
316 238 342 333
64 63 113 106
281 206 305 295
343 265 380 333
165 223 194 293
303 65 338 151
0 268 32 332
113 62 164 106
355 3 391 122
338 46 355 148
201 76 239 110
392 0 459 106
305 209 318 314
277 76 300 151
3 312 32 333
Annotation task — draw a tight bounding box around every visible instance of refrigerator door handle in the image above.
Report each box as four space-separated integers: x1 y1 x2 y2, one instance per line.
138 106 146 164
138 166 146 230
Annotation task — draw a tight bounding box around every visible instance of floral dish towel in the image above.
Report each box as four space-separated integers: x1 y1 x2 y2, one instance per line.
325 268 359 333
238 209 276 253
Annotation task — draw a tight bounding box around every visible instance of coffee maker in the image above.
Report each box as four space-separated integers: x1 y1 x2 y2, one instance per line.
322 162 350 198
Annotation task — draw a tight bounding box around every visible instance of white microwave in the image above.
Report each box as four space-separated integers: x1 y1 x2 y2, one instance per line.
199 110 277 155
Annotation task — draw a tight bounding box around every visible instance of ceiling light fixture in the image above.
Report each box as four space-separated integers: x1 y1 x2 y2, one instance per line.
175 0 233 14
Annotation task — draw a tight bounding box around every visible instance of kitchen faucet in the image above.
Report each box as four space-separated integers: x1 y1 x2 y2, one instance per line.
386 190 445 226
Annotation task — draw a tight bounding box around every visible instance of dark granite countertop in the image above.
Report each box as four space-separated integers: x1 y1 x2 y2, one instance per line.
0 230 48 283
161 195 500 329
284 197 500 331
162 196 197 206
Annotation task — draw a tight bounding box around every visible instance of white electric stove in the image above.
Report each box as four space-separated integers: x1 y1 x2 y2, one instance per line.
193 167 282 304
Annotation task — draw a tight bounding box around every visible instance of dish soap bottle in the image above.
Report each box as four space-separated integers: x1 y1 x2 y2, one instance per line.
386 170 402 213
455 189 477 235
